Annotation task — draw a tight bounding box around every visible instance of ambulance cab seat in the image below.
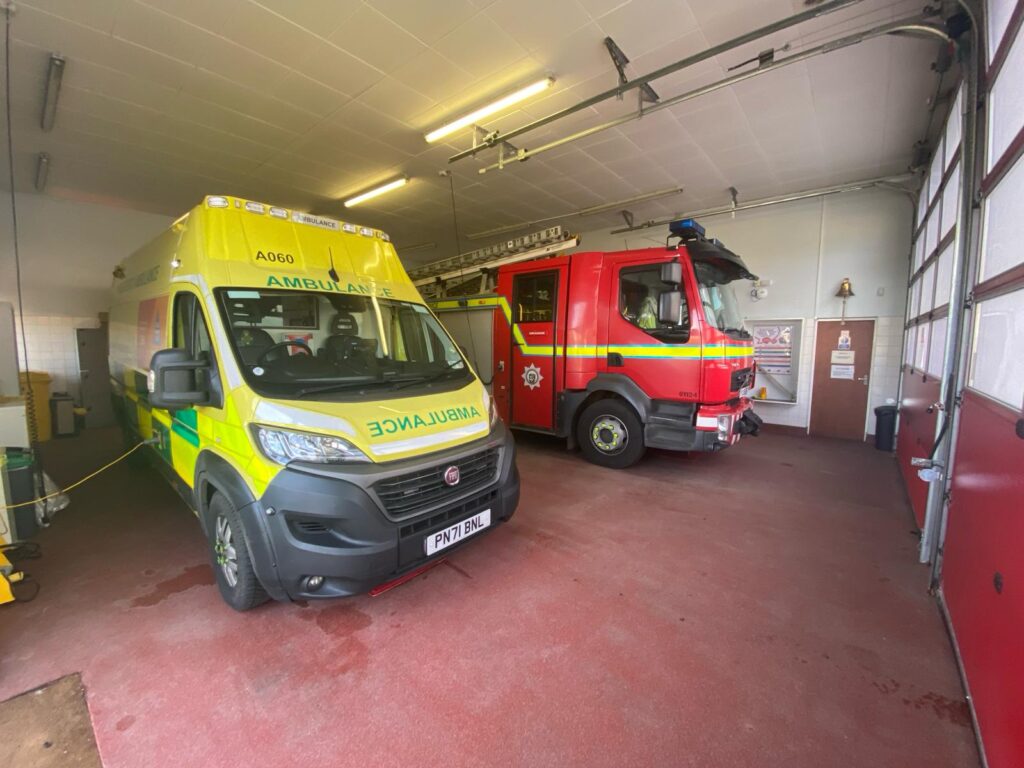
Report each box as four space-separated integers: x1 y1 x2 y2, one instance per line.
232 326 276 366
323 313 368 364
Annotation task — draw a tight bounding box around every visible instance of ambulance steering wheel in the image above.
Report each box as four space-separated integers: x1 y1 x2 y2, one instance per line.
256 340 310 365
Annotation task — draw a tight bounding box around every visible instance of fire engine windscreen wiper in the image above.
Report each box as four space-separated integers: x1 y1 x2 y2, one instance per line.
720 327 751 338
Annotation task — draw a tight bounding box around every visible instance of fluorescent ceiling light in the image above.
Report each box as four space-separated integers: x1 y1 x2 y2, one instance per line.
425 78 554 143
344 177 409 207
41 54 65 132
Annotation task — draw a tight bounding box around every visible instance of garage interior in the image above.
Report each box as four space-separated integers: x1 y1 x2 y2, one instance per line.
0 1 1020 767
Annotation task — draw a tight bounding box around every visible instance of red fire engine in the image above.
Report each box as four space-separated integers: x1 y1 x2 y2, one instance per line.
489 219 762 468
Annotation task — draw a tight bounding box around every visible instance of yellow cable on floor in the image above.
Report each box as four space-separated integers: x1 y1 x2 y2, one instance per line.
0 441 151 511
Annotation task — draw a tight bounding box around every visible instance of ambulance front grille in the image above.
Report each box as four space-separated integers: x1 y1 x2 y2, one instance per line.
374 448 500 518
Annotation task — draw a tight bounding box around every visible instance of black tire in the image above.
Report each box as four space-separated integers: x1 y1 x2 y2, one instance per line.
207 492 269 612
577 398 646 469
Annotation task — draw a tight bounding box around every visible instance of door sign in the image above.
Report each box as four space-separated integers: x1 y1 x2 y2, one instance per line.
830 364 855 380
521 363 543 390
837 330 852 350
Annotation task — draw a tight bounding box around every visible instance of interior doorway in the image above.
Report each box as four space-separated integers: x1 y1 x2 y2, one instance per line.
809 319 875 440
77 326 114 428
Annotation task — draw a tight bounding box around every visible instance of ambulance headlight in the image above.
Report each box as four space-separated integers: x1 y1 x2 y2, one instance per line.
484 390 499 429
253 425 370 465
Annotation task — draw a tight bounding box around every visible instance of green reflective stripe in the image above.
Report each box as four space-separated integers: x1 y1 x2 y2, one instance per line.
172 420 200 447
175 407 198 430
171 407 200 448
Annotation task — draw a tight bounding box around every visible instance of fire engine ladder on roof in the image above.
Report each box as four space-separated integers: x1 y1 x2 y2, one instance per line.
409 226 579 300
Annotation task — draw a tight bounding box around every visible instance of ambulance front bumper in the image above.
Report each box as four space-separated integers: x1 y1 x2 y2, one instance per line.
247 422 519 601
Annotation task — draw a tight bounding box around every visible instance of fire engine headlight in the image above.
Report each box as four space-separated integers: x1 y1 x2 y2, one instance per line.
716 415 732 442
252 425 370 465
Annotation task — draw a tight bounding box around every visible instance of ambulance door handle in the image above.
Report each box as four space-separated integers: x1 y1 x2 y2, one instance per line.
608 353 624 367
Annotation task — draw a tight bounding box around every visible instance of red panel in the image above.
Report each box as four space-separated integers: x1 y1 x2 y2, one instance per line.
896 367 941 528
943 391 1024 768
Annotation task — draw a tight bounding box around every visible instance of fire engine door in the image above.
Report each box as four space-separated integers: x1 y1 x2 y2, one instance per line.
510 269 561 430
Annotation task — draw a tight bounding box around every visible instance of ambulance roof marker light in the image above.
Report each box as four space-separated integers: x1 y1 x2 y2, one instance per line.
207 196 229 208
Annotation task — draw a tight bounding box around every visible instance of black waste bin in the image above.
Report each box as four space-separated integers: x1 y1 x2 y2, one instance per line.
874 405 898 451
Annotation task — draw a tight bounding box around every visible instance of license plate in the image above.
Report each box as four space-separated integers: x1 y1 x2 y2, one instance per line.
424 509 491 556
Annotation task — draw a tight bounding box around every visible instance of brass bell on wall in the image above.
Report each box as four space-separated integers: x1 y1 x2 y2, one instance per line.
835 277 854 323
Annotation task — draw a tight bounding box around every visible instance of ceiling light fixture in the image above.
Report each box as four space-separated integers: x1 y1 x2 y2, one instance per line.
34 152 50 192
41 54 66 132
343 177 409 207
425 78 555 143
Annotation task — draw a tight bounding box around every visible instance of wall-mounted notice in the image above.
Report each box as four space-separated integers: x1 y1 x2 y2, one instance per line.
752 323 794 375
831 364 855 380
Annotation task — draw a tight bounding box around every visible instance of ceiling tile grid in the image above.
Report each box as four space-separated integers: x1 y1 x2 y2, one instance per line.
4 0 946 264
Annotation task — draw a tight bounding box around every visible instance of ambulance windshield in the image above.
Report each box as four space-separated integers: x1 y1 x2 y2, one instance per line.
693 260 750 339
216 289 471 399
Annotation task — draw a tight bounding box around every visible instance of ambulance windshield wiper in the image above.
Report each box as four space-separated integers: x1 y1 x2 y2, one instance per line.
393 360 465 390
293 377 395 398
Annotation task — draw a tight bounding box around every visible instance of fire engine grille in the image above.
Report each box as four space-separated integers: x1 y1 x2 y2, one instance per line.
374 448 499 517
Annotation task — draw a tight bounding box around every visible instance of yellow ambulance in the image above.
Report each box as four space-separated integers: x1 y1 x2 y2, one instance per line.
109 195 520 610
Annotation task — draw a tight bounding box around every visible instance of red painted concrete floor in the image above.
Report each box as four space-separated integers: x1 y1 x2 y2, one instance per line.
1 428 978 767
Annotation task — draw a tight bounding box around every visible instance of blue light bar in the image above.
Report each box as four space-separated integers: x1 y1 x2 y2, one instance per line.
668 218 705 240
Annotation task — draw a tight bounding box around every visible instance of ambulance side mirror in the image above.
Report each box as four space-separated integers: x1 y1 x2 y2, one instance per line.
148 348 213 410
658 291 683 326
660 262 682 286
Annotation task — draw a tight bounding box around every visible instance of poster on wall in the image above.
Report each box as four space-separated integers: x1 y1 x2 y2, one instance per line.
752 323 794 375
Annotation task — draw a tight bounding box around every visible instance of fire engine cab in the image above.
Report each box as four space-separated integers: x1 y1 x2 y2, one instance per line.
491 219 763 468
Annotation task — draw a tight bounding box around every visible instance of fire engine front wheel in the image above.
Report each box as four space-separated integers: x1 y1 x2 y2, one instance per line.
577 399 646 469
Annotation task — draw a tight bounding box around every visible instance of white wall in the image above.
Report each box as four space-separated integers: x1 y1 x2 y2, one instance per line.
0 193 171 398
0 192 172 316
572 188 913 431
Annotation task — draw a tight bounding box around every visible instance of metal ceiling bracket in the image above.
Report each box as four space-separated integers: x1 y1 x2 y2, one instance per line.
604 36 659 104
621 210 634 228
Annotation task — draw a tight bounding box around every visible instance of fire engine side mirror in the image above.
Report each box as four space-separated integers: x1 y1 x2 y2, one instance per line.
658 291 683 326
660 262 682 286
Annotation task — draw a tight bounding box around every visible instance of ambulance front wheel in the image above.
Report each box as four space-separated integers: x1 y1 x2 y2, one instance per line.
577 399 646 469
207 492 269 612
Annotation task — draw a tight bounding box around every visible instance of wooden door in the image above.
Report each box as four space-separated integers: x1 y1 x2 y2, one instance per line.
809 319 874 440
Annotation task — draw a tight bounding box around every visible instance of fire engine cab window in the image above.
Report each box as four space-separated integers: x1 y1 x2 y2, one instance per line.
514 273 556 323
619 265 689 341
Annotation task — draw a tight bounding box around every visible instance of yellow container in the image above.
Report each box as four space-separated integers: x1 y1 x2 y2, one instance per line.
18 371 52 442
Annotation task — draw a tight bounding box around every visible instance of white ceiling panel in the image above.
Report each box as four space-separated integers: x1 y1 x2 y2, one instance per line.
4 0 948 264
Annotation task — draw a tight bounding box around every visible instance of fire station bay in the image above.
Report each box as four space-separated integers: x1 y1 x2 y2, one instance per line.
1 1 1022 766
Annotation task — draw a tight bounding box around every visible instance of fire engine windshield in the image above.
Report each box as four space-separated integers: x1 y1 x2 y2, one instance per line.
693 260 750 339
216 288 471 400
